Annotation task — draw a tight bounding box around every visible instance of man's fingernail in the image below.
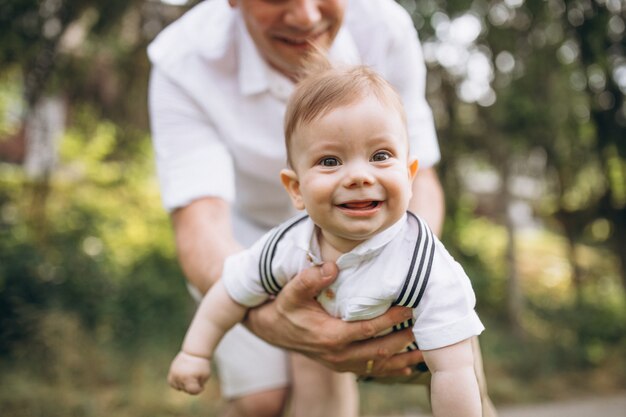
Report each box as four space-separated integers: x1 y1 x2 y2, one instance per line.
403 309 413 319
377 348 390 357
321 263 334 278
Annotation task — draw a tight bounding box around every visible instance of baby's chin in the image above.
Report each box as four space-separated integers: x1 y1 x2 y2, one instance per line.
332 226 385 246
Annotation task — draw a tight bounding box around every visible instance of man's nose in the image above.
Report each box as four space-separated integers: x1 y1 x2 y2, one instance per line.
285 0 322 29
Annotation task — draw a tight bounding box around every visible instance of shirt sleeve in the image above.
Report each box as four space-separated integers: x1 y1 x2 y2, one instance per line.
381 7 441 168
222 221 307 306
411 240 484 350
148 68 235 211
221 235 272 307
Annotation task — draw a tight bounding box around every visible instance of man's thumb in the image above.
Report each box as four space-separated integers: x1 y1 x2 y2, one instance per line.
292 262 338 298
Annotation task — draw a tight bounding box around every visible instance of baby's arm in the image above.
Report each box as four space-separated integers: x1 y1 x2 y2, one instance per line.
168 280 247 395
423 338 481 417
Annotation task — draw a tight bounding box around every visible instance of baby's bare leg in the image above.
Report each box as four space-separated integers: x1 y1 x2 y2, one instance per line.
287 353 358 417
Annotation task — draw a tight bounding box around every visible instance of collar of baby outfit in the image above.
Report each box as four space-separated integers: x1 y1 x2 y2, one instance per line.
288 213 408 269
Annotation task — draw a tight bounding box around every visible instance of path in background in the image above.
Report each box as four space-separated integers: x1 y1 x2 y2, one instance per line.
496 394 626 417
374 393 626 417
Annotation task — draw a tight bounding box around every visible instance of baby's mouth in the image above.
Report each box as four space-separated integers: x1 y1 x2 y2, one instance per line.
339 201 382 210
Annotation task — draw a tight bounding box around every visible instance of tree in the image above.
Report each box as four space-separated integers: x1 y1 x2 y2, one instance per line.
400 0 625 331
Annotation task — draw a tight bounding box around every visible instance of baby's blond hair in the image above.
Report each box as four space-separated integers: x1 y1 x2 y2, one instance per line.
284 56 407 167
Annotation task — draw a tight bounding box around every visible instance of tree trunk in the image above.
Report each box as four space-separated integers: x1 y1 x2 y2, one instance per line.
500 156 525 339
23 95 65 180
23 95 66 243
566 234 584 307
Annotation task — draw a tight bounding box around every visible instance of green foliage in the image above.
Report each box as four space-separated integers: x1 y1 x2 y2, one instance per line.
441 196 509 315
0 0 625 414
410 0 626 289
0 103 190 359
527 297 626 366
0 0 140 67
0 70 23 137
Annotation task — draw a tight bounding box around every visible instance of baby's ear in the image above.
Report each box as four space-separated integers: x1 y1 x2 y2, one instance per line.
280 169 305 210
408 158 419 180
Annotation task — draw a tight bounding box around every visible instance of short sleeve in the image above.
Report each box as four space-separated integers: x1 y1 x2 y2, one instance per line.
148 68 235 211
222 218 309 306
221 236 272 307
380 9 440 168
411 240 484 350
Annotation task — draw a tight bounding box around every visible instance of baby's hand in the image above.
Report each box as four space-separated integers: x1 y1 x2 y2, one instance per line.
168 351 212 395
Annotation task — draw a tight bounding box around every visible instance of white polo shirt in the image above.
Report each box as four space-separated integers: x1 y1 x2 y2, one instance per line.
148 0 440 243
223 213 484 351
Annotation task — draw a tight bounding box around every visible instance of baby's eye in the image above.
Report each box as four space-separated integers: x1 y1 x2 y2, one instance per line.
371 151 392 162
319 157 341 167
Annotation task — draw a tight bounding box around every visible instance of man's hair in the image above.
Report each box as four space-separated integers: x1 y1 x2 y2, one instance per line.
284 59 407 167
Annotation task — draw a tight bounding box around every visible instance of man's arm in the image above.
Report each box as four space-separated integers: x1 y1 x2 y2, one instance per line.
409 166 444 236
171 197 243 294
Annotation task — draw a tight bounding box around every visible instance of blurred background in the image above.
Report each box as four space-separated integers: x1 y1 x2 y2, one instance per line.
0 0 625 416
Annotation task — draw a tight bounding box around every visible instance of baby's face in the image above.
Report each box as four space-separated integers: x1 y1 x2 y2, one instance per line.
281 95 418 252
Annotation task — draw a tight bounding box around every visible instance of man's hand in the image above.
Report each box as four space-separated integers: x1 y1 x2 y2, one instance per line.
243 262 425 377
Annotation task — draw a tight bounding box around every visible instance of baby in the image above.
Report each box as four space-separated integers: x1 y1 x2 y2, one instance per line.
168 63 484 417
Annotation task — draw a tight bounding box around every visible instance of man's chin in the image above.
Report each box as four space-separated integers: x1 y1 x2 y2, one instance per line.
268 43 334 75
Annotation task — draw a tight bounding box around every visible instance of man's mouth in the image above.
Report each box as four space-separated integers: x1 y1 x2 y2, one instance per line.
274 31 325 46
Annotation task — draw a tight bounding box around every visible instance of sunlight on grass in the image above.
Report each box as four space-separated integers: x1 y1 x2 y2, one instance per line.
0 311 225 417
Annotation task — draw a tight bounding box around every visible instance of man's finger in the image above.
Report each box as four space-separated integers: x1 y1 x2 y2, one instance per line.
323 328 415 368
339 307 414 343
368 328 416 359
286 262 338 300
375 349 425 374
350 347 424 377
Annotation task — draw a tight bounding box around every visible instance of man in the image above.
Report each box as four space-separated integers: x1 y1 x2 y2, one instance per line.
148 0 495 416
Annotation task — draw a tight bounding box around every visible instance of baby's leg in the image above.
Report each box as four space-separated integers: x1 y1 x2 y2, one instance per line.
287 353 358 417
215 325 290 417
220 388 288 417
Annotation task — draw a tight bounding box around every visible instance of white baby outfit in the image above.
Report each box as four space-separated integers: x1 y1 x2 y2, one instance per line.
223 213 484 353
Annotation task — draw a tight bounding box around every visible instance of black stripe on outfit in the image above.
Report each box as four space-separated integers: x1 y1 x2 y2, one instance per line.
393 212 435 309
258 212 435 314
259 214 309 295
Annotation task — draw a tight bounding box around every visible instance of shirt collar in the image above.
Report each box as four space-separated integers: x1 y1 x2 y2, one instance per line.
289 213 408 266
346 213 407 260
237 12 270 96
291 216 319 257
237 15 362 99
